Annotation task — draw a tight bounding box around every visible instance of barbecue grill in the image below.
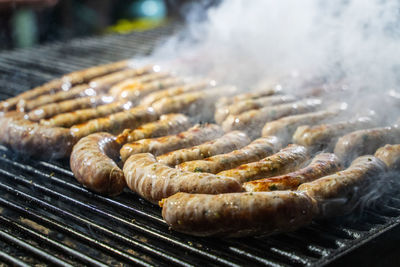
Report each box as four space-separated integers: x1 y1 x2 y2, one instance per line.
1 21 400 267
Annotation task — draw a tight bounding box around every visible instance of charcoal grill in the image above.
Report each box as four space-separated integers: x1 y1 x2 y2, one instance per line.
1 21 400 266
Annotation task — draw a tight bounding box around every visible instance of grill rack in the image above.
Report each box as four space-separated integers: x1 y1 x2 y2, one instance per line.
1 22 400 266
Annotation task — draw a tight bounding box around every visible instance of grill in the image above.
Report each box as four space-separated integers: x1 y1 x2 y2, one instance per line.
1 22 400 266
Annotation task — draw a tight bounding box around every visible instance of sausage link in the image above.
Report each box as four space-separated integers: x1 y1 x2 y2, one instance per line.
116 113 190 144
70 133 125 195
156 131 250 166
375 144 400 171
244 153 342 192
298 155 387 217
160 191 317 237
123 153 242 203
120 124 223 162
216 88 281 108
217 144 309 183
176 136 282 173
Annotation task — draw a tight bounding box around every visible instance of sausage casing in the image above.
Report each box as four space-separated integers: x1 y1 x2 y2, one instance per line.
375 144 400 171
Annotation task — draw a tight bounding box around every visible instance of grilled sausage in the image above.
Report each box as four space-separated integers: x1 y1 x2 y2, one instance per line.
298 156 387 217
222 99 322 137
123 153 242 203
217 144 309 183
0 112 75 158
215 95 296 124
334 125 400 165
261 108 340 143
140 80 211 106
177 136 282 173
216 88 281 108
160 191 317 237
70 133 125 195
70 106 158 138
156 131 250 167
293 116 374 151
120 123 224 162
375 144 400 171
116 113 191 144
244 153 342 192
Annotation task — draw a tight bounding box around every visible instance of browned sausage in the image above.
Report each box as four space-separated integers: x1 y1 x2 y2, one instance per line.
160 191 317 237
176 136 282 173
298 155 387 217
215 87 281 108
217 144 309 183
70 133 125 195
120 123 224 162
375 144 400 171
243 153 342 192
123 153 242 203
156 131 250 166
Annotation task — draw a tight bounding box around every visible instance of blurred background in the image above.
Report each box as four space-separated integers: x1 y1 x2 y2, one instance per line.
0 0 210 51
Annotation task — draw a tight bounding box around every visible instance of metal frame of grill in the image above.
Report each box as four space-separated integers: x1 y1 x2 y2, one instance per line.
1 22 400 266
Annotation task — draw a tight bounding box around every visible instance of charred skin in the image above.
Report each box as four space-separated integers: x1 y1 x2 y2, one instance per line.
120 124 224 162
375 144 400 171
0 112 76 159
217 144 309 183
70 133 125 196
160 191 318 237
177 136 282 174
115 113 191 145
298 156 387 218
123 153 242 203
156 131 251 167
243 153 342 192
334 126 400 165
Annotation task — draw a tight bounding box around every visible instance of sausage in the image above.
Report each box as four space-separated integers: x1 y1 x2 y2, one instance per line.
375 144 400 171
123 153 242 203
217 144 309 183
243 153 342 192
215 95 296 124
70 133 125 196
0 112 76 158
120 123 224 162
0 60 129 111
140 80 211 106
160 191 317 237
70 106 158 138
176 136 282 173
298 156 387 217
261 108 340 143
115 113 191 144
334 125 400 165
293 116 374 151
216 88 281 108
221 99 322 137
156 131 250 166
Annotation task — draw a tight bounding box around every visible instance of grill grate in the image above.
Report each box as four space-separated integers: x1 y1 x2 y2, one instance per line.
1 22 400 266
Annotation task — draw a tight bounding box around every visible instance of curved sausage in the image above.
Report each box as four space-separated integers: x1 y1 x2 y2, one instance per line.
217 144 309 183
298 155 387 217
120 123 224 162
123 153 242 203
176 136 282 173
156 131 250 166
243 153 342 192
70 133 125 196
216 88 281 108
375 144 400 171
160 191 317 237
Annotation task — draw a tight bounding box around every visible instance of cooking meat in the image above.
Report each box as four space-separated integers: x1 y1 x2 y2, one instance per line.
375 144 400 171
123 153 242 203
177 136 282 173
298 155 386 217
243 153 342 192
216 87 281 108
116 113 190 144
70 132 125 195
156 131 250 167
217 144 309 183
222 99 322 137
160 191 317 237
120 123 224 162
